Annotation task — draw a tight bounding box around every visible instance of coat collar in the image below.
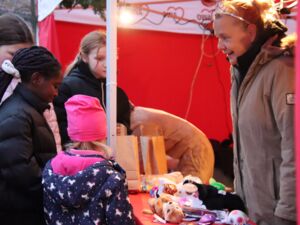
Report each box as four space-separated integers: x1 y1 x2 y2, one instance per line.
231 35 294 107
233 19 290 90
15 83 50 114
77 61 106 84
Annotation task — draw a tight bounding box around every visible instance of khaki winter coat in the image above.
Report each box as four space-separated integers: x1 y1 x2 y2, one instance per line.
130 106 214 183
231 42 296 224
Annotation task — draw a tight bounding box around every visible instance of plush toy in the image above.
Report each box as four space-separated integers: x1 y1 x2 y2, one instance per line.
176 182 206 209
177 182 199 198
183 180 246 212
148 193 184 223
182 175 202 185
150 178 178 198
226 210 249 225
209 178 226 191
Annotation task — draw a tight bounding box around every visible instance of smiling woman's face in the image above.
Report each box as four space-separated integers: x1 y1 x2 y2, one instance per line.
213 15 255 65
0 43 32 66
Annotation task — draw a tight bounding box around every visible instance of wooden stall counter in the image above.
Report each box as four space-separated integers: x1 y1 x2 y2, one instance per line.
129 193 257 225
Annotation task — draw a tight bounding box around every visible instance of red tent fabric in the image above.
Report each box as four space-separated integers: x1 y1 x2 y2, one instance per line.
52 21 232 141
38 2 296 143
38 13 61 60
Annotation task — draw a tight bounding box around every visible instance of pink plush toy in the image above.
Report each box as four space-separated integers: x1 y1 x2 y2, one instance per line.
227 210 249 225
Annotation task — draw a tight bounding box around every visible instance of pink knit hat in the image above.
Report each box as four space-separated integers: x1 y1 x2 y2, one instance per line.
65 94 107 142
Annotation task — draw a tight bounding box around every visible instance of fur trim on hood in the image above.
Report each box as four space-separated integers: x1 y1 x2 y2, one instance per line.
262 33 296 58
281 33 297 55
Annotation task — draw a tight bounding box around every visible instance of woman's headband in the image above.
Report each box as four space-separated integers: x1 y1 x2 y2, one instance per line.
214 0 278 25
213 2 251 24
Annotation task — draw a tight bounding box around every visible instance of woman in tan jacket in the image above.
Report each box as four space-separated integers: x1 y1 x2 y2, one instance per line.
213 0 296 224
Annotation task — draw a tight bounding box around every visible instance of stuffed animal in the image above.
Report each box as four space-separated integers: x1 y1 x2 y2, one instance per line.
176 182 207 209
148 193 184 223
226 210 249 225
177 182 199 198
150 178 178 198
183 180 246 212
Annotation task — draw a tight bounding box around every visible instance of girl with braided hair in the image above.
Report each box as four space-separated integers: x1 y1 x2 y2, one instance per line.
0 13 63 152
0 46 63 225
213 0 296 224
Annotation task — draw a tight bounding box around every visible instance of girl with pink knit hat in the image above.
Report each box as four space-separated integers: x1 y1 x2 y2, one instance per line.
42 94 135 225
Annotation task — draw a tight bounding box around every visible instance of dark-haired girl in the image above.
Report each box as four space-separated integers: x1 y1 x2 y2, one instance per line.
0 46 63 225
0 13 63 152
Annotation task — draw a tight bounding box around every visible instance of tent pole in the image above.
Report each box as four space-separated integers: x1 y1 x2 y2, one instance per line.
32 0 38 45
106 0 118 151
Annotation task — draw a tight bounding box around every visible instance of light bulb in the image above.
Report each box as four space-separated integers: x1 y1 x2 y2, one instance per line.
119 8 134 25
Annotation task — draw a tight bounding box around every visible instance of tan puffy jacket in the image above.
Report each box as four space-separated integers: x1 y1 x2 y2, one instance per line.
130 106 214 183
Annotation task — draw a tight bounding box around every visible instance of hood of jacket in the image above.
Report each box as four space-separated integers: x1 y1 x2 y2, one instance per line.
234 19 294 84
232 31 295 92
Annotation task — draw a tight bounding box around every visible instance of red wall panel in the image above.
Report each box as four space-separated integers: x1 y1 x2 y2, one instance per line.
55 21 232 141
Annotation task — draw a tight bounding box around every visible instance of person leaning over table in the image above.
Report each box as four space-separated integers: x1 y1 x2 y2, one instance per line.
130 106 215 184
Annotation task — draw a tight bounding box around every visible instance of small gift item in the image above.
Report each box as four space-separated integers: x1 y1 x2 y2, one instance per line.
198 214 216 225
163 183 178 195
148 193 184 224
178 182 199 199
227 210 249 225
209 178 225 191
163 201 185 223
183 183 198 197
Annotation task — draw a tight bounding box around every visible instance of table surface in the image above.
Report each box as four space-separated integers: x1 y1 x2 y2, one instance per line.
129 193 257 225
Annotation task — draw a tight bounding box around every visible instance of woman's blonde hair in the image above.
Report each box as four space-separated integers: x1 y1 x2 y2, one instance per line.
66 140 113 159
214 0 279 31
65 30 106 75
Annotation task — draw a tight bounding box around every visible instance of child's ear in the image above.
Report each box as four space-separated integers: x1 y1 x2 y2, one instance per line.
31 72 43 85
